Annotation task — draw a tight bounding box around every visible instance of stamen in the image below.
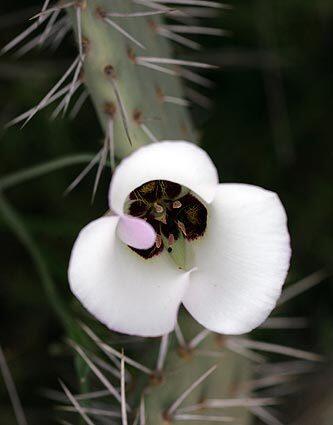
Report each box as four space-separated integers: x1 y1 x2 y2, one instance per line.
159 215 167 224
173 200 182 209
155 203 164 213
156 234 162 249
177 220 187 236
168 234 175 246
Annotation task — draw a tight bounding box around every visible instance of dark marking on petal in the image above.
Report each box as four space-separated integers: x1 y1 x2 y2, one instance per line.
128 200 149 217
130 239 164 259
176 193 207 241
129 180 160 203
160 181 182 199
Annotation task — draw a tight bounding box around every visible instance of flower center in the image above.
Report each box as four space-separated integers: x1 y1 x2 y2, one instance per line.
125 180 207 266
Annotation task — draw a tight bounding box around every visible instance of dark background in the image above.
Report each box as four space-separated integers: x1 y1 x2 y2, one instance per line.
1 0 332 423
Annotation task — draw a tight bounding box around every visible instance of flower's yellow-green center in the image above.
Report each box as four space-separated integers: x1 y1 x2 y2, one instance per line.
126 180 207 267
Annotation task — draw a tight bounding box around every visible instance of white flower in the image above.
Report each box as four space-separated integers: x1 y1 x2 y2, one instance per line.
68 141 291 337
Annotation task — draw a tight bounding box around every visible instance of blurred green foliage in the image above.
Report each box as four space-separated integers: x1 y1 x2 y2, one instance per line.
0 0 332 423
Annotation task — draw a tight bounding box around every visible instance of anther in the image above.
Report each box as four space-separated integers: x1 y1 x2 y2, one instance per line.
154 213 167 224
168 234 175 246
177 220 187 236
156 234 162 249
172 200 182 209
155 203 164 213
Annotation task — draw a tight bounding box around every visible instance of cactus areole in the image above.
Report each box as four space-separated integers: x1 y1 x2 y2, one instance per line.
68 141 291 337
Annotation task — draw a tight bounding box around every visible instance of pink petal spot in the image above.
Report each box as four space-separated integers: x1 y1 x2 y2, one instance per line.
116 215 156 250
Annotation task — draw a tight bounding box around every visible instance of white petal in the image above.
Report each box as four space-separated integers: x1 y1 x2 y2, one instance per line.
183 184 291 335
68 217 190 337
116 215 156 250
109 141 219 214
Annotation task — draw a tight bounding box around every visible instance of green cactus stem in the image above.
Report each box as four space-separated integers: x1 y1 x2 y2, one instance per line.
67 0 197 160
